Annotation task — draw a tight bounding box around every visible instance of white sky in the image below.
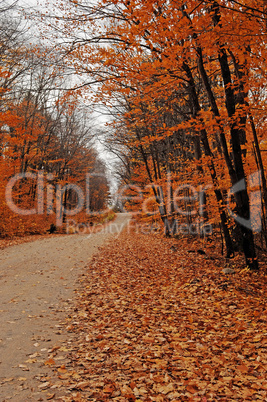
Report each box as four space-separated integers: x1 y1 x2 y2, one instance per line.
13 0 121 197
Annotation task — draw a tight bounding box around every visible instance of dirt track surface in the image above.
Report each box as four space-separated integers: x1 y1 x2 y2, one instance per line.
0 213 131 401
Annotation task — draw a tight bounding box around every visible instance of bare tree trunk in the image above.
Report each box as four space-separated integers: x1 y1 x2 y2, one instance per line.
182 61 234 257
217 46 258 269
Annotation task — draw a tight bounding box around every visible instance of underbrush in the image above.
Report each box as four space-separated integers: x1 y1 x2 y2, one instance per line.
0 208 116 239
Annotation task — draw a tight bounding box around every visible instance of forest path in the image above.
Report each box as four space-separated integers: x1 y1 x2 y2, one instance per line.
0 213 131 401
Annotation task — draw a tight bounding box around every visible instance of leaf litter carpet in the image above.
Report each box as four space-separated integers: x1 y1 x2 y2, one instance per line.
45 228 267 401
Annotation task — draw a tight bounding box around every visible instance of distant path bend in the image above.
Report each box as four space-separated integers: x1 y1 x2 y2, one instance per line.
0 213 131 401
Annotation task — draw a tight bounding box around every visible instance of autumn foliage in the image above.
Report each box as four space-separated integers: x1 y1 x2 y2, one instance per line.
1 0 267 262
0 12 110 237
42 0 267 268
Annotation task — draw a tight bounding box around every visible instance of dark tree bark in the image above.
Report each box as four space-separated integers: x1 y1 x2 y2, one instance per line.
182 61 234 257
217 43 258 269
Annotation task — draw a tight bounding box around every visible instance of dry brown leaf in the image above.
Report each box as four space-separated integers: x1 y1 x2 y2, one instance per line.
46 393 55 400
44 358 55 366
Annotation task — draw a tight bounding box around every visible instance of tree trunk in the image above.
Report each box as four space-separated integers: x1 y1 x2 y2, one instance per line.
217 47 258 269
182 61 234 257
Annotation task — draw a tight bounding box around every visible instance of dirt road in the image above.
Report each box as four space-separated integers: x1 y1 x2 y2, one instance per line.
0 213 131 401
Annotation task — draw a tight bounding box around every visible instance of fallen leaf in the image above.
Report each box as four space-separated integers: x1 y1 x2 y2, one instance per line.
46 393 55 400
44 358 55 366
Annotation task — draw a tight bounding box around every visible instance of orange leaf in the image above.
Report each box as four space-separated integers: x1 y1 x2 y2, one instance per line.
44 358 55 366
237 364 249 373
